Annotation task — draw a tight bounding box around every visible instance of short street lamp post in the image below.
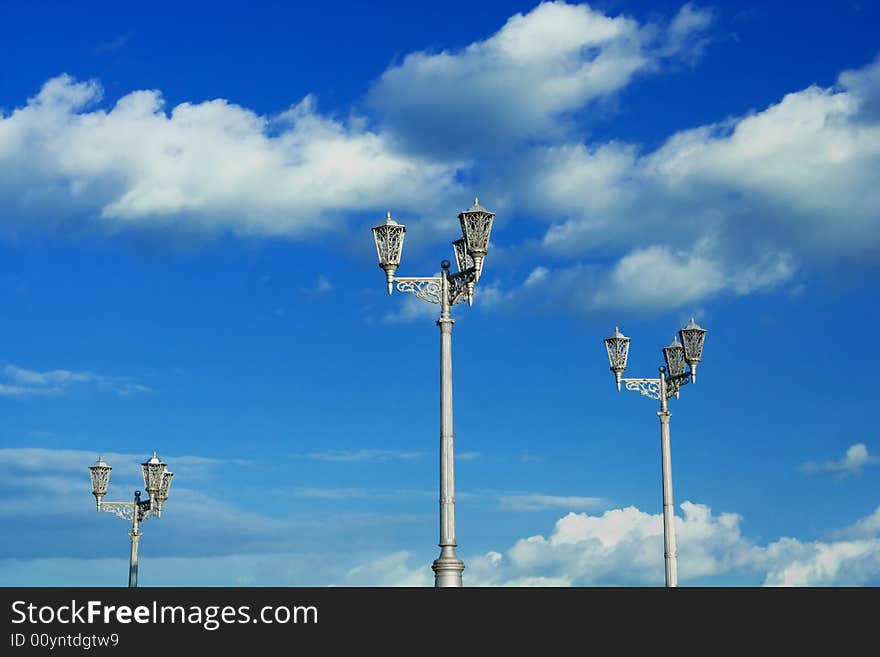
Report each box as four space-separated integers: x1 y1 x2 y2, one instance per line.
88 453 174 588
603 319 707 587
371 198 495 587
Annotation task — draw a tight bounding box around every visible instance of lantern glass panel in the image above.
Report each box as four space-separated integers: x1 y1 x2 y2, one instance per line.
452 238 474 273
663 337 687 377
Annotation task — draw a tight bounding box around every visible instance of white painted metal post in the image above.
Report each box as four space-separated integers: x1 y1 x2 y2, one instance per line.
432 264 464 587
658 373 678 587
128 502 140 588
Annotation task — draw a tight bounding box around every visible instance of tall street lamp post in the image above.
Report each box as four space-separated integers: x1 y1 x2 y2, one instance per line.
603 319 707 587
88 453 174 588
371 198 495 587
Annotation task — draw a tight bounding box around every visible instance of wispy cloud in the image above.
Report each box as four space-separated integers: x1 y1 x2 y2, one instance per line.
301 274 333 297
290 449 426 463
95 32 132 54
801 443 878 479
380 289 442 324
0 364 150 397
495 493 606 512
456 451 481 462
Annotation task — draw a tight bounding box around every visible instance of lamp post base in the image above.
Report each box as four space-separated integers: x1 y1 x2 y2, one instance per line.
432 554 465 588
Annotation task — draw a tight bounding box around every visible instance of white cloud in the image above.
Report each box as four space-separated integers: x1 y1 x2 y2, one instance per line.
480 242 793 315
0 76 463 240
473 55 880 315
2 445 879 585
368 1 715 157
756 539 880 587
380 287 444 323
663 2 716 61
801 443 878 478
0 364 150 396
344 551 433 587
495 494 605 512
529 56 880 264
834 507 880 540
457 501 880 586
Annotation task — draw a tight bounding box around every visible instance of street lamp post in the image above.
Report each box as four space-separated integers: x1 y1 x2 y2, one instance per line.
88 453 174 588
603 319 707 587
371 198 495 588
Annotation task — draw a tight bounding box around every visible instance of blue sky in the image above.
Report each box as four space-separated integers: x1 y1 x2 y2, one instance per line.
1 0 879 586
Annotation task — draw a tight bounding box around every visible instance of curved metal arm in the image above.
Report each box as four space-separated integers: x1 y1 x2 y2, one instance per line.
622 373 691 402
394 277 443 305
621 378 662 400
448 268 477 306
100 500 155 523
665 372 691 400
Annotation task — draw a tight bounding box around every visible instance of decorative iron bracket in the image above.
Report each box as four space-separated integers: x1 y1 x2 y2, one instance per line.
622 378 661 400
448 268 477 306
395 277 442 305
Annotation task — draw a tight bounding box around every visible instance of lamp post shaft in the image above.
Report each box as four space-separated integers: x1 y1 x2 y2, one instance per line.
658 375 678 588
128 500 140 588
432 270 464 587
128 531 141 588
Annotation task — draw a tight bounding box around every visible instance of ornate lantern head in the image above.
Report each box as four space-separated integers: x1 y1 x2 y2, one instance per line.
371 212 406 295
141 452 167 502
458 198 494 282
451 238 476 306
604 326 630 391
663 336 687 378
678 318 707 382
88 455 112 510
154 470 174 516
452 238 474 273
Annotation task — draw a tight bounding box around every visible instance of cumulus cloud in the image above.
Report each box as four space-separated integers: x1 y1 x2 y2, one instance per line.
801 443 878 479
0 76 462 240
0 364 150 397
523 60 880 258
480 243 793 315
2 446 879 585
1 9 879 321
478 55 880 315
368 1 715 157
535 57 880 260
461 502 880 586
343 551 432 587
328 501 880 587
